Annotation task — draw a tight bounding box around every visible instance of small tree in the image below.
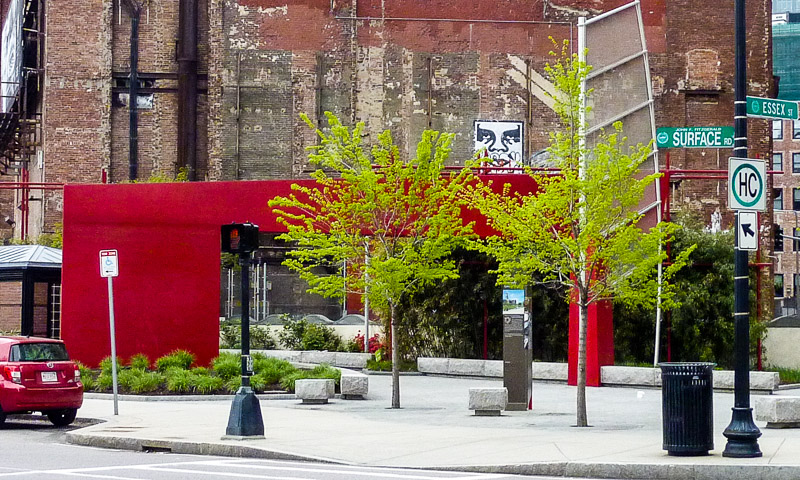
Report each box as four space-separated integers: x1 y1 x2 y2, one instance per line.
469 43 693 427
269 113 474 408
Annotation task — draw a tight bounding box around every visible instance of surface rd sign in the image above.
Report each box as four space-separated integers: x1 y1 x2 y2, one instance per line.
728 158 766 212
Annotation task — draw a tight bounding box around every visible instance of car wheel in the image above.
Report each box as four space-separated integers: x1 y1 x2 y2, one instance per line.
46 408 77 427
0 407 5 426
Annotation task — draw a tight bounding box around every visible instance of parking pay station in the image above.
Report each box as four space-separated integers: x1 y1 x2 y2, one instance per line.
503 289 532 410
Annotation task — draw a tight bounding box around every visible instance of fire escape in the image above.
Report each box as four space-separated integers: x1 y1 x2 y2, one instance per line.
0 0 49 240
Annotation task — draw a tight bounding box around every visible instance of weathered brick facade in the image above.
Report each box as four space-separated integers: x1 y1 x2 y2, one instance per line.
12 1 776 316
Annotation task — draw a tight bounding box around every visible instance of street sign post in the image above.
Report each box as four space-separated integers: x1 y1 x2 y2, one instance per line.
746 96 799 120
656 126 734 149
728 157 766 212
737 211 758 251
99 249 119 416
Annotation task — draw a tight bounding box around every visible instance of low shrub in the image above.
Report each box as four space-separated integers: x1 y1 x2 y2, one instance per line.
253 356 297 384
195 375 224 394
278 318 344 351
225 376 241 393
76 362 96 391
220 325 277 350
348 333 385 354
212 352 241 380
129 371 164 393
99 356 123 375
128 354 150 371
190 366 210 376
97 372 113 390
768 367 800 384
165 368 196 393
279 363 340 392
155 350 195 372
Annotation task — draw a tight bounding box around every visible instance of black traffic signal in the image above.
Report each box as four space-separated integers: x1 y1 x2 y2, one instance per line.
774 224 784 252
221 223 259 254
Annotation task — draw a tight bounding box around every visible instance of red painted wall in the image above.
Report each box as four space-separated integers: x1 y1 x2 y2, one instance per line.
61 174 538 367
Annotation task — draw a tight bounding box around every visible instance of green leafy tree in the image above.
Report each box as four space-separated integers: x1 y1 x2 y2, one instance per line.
270 113 474 408
469 43 693 427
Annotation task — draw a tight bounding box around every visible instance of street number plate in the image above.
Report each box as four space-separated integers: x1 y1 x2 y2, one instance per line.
41 371 57 382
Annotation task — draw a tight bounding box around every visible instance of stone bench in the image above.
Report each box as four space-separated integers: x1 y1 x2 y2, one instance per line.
340 371 368 399
295 379 335 404
468 387 508 416
755 396 800 428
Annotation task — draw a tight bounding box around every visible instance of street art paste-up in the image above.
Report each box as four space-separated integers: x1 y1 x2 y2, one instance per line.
474 120 524 170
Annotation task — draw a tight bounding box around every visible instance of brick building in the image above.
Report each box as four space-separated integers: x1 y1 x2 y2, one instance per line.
0 1 776 316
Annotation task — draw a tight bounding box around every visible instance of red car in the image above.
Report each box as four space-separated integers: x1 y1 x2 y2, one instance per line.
0 336 83 426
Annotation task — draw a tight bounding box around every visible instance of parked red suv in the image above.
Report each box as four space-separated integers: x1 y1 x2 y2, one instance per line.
0 336 83 426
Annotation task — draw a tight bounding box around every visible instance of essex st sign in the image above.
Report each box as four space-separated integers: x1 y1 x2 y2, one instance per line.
746 96 799 120
656 126 734 149
728 157 766 212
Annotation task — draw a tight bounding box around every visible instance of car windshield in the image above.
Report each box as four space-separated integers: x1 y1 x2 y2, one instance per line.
9 343 69 362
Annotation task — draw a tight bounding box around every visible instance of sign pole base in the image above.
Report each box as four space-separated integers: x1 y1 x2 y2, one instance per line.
223 386 265 439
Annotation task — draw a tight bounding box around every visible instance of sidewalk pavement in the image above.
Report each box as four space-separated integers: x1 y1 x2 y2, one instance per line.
63 373 800 480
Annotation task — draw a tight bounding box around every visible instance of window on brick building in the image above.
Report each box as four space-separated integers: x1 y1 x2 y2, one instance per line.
776 224 785 252
774 153 784 172
794 228 800 251
794 188 800 210
795 274 800 300
794 153 800 173
775 188 784 210
794 121 800 139
776 274 785 298
774 120 784 140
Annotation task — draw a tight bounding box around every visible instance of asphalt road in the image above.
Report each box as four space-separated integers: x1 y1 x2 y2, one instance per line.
0 415 608 480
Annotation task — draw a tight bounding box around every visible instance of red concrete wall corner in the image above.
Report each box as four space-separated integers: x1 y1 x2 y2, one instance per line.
58 174 539 367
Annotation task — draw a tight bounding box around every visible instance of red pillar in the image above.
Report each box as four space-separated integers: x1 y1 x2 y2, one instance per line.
568 300 614 387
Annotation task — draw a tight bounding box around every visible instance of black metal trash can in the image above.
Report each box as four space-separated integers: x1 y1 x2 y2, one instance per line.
659 362 715 456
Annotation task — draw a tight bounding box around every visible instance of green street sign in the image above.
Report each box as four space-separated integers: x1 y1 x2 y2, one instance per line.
746 96 799 120
656 126 734 149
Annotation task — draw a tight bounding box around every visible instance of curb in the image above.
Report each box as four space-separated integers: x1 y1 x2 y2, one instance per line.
64 431 348 465
434 462 800 480
83 392 298 402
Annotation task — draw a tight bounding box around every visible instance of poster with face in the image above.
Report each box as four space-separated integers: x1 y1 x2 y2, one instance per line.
474 120 524 170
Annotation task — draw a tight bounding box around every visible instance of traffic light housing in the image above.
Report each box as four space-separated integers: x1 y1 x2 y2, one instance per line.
221 223 259 254
774 224 784 251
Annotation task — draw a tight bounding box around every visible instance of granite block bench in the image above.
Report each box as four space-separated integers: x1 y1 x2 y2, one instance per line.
755 396 800 428
295 379 335 404
468 387 508 416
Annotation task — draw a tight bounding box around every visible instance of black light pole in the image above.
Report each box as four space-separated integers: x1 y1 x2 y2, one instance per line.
222 223 264 439
722 0 762 458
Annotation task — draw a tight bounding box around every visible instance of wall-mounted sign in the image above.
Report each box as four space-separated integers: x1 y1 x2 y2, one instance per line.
474 120 524 170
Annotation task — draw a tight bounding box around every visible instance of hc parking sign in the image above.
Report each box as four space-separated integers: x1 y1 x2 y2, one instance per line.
728 158 766 212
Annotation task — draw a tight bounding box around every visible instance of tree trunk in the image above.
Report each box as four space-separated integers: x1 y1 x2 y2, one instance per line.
390 303 400 408
576 299 588 427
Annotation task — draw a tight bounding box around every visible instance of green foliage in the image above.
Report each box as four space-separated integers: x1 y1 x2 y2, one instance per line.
165 368 196 393
768 367 800 384
155 350 195 372
397 249 505 360
97 372 113 390
225 376 242 393
130 166 190 184
220 324 277 350
76 362 96 391
614 208 764 369
365 358 417 372
253 356 298 384
99 356 123 375
212 352 242 380
128 371 164 394
279 363 341 392
194 375 224 394
466 41 695 427
270 112 475 323
128 354 150 371
277 318 344 351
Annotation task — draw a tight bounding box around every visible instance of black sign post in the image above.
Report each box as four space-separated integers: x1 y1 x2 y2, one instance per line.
722 0 761 458
221 222 264 438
